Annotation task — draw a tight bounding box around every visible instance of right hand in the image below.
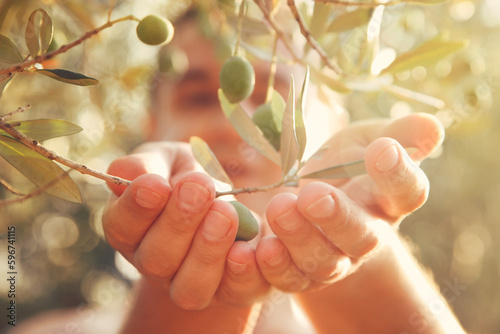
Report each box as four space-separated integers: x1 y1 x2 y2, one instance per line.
102 142 269 310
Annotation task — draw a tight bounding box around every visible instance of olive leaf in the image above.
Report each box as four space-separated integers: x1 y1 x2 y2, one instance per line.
268 88 285 132
0 34 23 69
300 159 366 180
35 69 99 86
25 8 54 58
310 2 332 38
0 135 81 203
327 8 372 33
190 136 234 188
295 67 309 163
0 119 83 142
280 75 298 177
381 35 469 75
310 67 351 94
383 84 445 109
0 74 14 97
218 89 281 165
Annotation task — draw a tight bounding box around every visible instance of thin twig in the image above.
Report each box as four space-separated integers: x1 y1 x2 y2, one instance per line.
0 177 25 196
315 0 405 7
0 107 132 187
215 176 297 197
0 170 73 208
1 105 31 119
286 0 342 75
253 0 303 65
234 0 246 56
0 15 140 77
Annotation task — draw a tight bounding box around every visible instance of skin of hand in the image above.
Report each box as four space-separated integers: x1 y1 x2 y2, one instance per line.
254 112 444 292
103 142 270 311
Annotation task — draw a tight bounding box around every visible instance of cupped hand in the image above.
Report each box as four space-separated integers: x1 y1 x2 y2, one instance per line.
255 113 444 292
102 142 269 310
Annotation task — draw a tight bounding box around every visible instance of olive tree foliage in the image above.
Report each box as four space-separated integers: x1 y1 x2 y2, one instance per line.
0 0 467 206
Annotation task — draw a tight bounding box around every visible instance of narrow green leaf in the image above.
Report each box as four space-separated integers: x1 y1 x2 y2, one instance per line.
0 119 83 141
310 2 333 38
218 89 281 165
280 75 299 177
25 8 54 58
381 36 469 75
382 84 445 109
35 69 99 86
327 8 372 33
0 135 81 203
0 34 23 69
295 68 309 163
407 0 446 4
300 159 366 180
269 89 286 132
0 74 14 97
190 136 233 188
310 67 351 94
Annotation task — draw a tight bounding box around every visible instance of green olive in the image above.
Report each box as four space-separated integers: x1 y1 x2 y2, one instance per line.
252 103 281 151
136 15 174 46
219 56 255 103
228 201 259 241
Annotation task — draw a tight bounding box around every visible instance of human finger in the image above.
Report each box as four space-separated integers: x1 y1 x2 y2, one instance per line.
256 236 312 292
169 199 239 310
215 241 270 306
133 172 216 281
382 113 444 162
264 193 352 282
102 173 171 260
296 181 383 259
364 137 430 220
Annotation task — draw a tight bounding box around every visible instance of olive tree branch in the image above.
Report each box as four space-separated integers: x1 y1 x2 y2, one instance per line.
0 106 132 187
315 0 405 7
0 14 140 77
286 0 342 76
215 175 298 197
253 0 303 65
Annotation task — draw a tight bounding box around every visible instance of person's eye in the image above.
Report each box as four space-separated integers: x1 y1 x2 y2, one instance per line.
177 88 219 110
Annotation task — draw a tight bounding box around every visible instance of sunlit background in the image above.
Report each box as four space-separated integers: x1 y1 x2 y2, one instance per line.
0 0 499 333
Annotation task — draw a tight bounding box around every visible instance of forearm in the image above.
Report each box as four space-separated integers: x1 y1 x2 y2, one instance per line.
119 278 255 334
295 231 465 334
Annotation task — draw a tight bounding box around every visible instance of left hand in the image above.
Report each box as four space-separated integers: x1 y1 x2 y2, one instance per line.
254 113 444 291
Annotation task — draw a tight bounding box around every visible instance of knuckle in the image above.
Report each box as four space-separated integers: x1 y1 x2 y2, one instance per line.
171 291 209 311
135 252 174 281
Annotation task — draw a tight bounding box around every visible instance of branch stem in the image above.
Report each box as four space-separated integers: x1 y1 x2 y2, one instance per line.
0 107 131 187
0 15 140 77
215 176 297 197
286 0 341 75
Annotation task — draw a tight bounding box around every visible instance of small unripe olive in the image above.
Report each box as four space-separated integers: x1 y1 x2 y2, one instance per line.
219 55 255 103
136 15 174 46
228 201 259 241
252 103 281 151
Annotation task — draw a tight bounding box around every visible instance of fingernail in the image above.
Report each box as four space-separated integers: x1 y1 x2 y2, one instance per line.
202 210 232 242
306 195 335 219
178 182 211 211
375 145 399 173
265 251 285 267
226 258 248 274
135 188 164 209
275 208 302 232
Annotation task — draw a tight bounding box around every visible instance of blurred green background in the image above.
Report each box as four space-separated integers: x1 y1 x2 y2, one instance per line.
0 0 499 333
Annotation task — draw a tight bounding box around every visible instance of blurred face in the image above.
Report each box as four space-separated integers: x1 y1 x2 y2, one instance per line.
148 19 291 212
